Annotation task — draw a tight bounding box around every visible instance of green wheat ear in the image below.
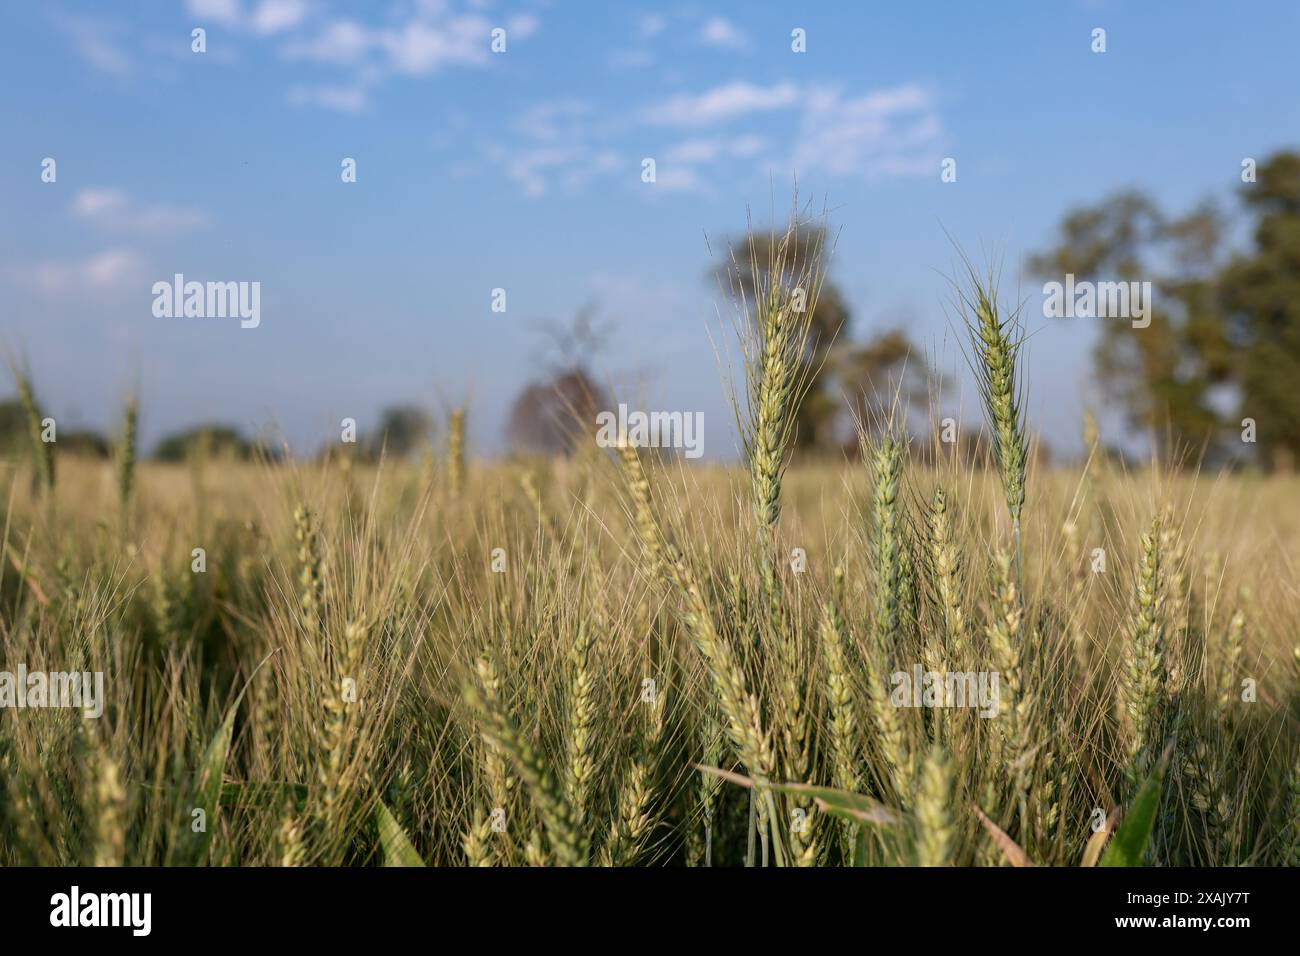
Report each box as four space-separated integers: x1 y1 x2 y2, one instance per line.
116 395 138 519
12 364 56 496
465 657 588 867
447 407 466 500
956 266 1028 572
915 743 954 867
1123 514 1168 784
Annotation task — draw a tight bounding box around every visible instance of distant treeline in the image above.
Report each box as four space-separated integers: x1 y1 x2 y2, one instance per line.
0 399 439 464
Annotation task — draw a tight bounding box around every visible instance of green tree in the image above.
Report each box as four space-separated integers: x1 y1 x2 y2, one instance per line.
1029 191 1232 460
153 425 254 462
832 328 932 449
1220 152 1300 470
361 405 435 460
712 222 933 453
1032 150 1300 469
0 399 27 458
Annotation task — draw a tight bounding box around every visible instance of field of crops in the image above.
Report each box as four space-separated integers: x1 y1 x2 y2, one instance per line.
2 257 1298 868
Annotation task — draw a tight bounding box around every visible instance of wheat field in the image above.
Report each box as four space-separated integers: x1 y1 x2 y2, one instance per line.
2 247 1299 868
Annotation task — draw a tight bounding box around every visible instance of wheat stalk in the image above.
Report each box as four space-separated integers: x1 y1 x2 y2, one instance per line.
115 395 138 521
915 744 954 866
447 407 466 500
465 657 587 866
563 622 598 825
1122 515 1168 781
959 270 1027 578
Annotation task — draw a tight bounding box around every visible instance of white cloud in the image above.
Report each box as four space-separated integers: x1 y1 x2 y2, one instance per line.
665 136 768 164
251 0 309 35
186 0 244 28
644 81 800 127
187 4 539 110
728 134 766 158
10 248 147 296
287 83 370 112
188 0 305 33
654 167 708 193
654 136 769 194
285 11 496 78
699 16 750 51
514 98 594 140
665 139 720 164
790 83 943 179
495 145 622 197
379 16 490 75
283 18 370 65
507 14 540 40
54 13 133 75
498 145 583 197
72 189 209 235
637 14 666 39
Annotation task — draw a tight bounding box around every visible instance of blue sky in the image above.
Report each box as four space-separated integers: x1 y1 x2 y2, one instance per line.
3 0 1298 458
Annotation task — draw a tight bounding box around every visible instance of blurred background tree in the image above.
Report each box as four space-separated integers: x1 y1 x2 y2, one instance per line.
0 400 28 459
154 425 256 462
713 222 932 455
1030 148 1300 469
1028 192 1231 461
360 405 435 461
713 223 849 451
1219 152 1300 471
506 303 612 456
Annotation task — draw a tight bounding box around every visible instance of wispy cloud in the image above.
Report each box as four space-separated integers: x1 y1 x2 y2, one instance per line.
699 16 751 51
664 135 766 164
636 14 667 39
186 0 308 35
8 248 147 296
53 12 134 75
275 4 540 111
72 188 209 235
491 142 623 198
492 76 942 197
514 98 596 140
285 16 492 75
281 17 370 65
507 13 540 41
186 0 244 29
791 83 943 179
644 81 800 127
250 0 310 35
380 16 492 75
286 82 371 113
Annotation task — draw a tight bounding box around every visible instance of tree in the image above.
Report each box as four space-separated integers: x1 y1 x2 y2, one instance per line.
1028 191 1232 460
1219 152 1300 470
506 305 613 456
153 425 255 462
831 328 932 450
1031 150 1300 469
507 369 609 455
0 399 27 458
59 429 110 458
360 405 434 460
712 219 936 454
